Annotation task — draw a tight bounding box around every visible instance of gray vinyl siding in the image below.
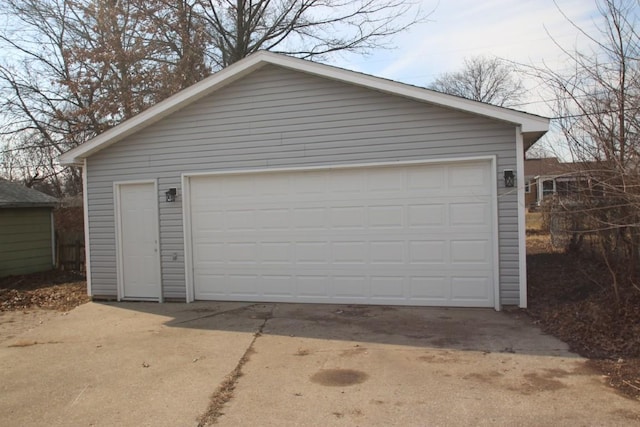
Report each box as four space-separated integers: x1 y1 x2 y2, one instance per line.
0 208 53 277
86 64 521 304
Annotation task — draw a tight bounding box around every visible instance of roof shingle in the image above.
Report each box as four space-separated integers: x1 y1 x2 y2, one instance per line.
0 179 58 208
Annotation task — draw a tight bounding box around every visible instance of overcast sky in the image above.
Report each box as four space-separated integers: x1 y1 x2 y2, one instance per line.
332 0 603 118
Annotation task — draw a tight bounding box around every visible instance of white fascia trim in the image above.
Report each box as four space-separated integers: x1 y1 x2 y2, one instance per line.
265 53 550 134
82 159 92 297
59 51 549 165
516 128 528 308
58 57 270 165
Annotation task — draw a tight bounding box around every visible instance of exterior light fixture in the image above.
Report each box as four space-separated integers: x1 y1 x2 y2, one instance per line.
165 188 177 202
503 170 515 188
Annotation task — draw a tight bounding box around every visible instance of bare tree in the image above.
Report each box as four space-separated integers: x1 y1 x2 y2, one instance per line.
531 0 640 301
0 0 211 194
429 56 526 107
196 0 428 67
0 0 428 192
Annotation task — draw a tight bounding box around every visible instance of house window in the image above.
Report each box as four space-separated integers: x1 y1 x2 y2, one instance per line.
542 179 555 196
525 180 531 193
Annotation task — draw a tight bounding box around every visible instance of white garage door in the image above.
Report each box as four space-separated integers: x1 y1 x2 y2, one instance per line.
188 160 496 307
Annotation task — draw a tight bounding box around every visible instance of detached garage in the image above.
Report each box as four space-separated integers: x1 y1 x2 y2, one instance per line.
59 51 548 309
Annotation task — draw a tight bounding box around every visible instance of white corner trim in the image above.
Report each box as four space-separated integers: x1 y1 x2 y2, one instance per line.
490 156 501 311
113 183 123 301
181 175 195 303
516 128 528 308
82 159 92 297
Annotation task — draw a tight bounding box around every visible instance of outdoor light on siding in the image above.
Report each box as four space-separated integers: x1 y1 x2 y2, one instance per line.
165 188 177 202
503 170 515 188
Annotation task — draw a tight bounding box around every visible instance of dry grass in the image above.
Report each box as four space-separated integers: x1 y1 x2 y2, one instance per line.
526 211 545 232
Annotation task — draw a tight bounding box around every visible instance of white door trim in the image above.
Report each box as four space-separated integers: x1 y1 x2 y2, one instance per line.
114 179 163 302
182 156 500 308
182 174 195 303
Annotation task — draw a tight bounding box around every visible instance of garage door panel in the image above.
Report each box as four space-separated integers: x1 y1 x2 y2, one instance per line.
260 242 292 264
368 205 404 228
190 160 496 307
370 276 406 299
409 276 449 300
370 241 406 264
409 240 447 263
298 275 331 298
293 207 326 229
451 240 492 263
449 202 491 226
329 206 366 229
332 241 367 264
333 276 367 298
330 170 365 193
407 204 446 228
451 276 492 301
407 166 445 190
193 272 495 305
228 275 261 297
262 275 295 297
448 163 491 190
367 168 404 191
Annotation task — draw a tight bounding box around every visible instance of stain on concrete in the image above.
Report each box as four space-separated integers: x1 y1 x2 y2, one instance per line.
418 351 460 364
463 372 504 382
310 369 368 387
340 346 367 357
517 372 568 394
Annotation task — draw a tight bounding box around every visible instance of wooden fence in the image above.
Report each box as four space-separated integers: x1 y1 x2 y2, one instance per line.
55 231 85 271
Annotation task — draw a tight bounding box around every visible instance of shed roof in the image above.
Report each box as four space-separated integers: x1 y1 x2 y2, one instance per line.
59 51 550 166
0 179 58 208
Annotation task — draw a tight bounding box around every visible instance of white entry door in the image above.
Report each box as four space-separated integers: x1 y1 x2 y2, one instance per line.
116 182 161 300
187 160 497 307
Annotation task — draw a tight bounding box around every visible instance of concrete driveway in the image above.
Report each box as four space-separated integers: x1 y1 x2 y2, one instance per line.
0 302 638 426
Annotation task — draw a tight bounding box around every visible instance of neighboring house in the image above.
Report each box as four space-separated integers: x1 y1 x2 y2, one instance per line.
59 51 549 309
0 179 57 277
524 158 585 208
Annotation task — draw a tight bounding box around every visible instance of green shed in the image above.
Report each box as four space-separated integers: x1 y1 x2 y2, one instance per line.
0 179 58 277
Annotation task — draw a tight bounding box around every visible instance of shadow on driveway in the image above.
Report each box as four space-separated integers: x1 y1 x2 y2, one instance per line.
104 301 574 358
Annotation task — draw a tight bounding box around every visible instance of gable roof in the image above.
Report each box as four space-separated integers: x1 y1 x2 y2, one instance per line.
0 179 58 208
59 51 550 166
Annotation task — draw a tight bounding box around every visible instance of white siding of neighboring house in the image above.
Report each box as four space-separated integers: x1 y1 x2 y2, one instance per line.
85 64 521 304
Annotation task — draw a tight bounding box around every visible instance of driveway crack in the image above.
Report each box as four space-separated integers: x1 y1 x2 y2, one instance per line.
197 304 275 426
